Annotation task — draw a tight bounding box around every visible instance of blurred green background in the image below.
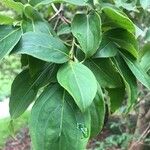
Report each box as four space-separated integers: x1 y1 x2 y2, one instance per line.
0 56 21 101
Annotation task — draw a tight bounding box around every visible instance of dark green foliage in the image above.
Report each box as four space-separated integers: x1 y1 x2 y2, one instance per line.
0 0 150 149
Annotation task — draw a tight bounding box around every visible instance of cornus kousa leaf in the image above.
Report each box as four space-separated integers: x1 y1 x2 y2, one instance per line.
90 84 105 137
30 84 91 150
10 69 38 119
1 0 24 14
84 58 123 88
107 87 125 112
57 61 97 112
0 14 15 25
0 25 22 61
120 51 150 90
29 0 89 6
94 35 118 58
104 28 138 58
102 6 135 33
10 63 58 119
113 56 137 111
12 32 69 63
22 5 54 35
28 57 46 77
72 11 102 57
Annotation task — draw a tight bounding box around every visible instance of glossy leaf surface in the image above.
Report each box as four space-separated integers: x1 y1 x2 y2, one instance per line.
13 32 69 63
102 6 135 33
121 51 150 90
104 28 138 58
10 63 57 119
90 84 105 137
30 84 91 150
72 12 101 57
113 56 137 111
22 5 53 35
0 25 22 60
94 35 118 58
84 58 123 88
107 87 125 112
57 61 97 112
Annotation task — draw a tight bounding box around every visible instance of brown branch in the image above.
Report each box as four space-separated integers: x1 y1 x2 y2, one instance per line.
50 3 71 24
48 4 63 21
145 109 150 121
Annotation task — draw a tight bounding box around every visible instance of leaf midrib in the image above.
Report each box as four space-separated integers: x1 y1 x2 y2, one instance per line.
11 64 53 117
70 63 85 110
0 27 20 42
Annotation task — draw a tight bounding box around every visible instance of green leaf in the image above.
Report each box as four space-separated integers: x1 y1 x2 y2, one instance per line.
30 83 91 150
90 84 105 137
10 69 37 119
57 61 97 112
104 28 138 58
113 56 137 111
107 87 125 112
94 35 118 58
21 54 28 67
0 14 15 25
140 42 150 72
140 0 150 9
120 51 150 90
22 5 54 35
29 0 89 6
12 32 69 63
1 0 24 13
102 6 135 33
84 58 123 88
10 63 57 119
144 28 150 42
57 23 71 36
72 11 102 57
0 25 22 61
28 57 46 76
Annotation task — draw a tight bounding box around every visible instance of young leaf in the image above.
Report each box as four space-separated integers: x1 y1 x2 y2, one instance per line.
0 14 15 25
104 28 138 58
10 63 57 119
12 32 69 63
120 51 150 90
102 6 135 33
30 84 91 150
113 56 137 111
90 84 105 137
1 0 24 13
29 0 89 6
23 5 54 35
72 12 101 57
107 87 125 112
84 58 123 88
0 25 22 61
57 61 97 112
